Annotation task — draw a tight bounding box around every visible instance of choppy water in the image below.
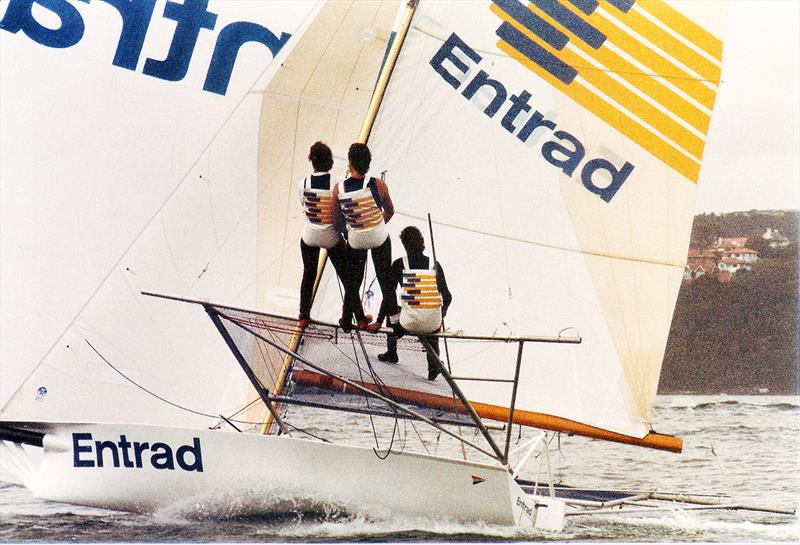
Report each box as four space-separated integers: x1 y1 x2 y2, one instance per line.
1 395 798 542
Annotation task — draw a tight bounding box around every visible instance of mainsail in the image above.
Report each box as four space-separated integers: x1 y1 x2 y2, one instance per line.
307 0 727 444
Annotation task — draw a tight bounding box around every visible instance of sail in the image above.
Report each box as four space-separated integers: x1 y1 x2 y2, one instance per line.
312 0 728 440
0 0 400 427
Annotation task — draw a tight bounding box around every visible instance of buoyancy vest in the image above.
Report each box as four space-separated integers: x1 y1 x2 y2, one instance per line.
399 256 443 334
337 177 388 250
301 175 340 249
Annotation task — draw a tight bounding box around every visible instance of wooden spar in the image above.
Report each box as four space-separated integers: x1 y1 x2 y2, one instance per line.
258 252 328 434
228 315 501 461
141 291 676 452
291 369 683 453
260 0 420 435
204 305 290 435
358 0 419 144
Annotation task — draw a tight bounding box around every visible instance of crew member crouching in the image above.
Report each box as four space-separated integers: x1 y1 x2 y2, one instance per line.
375 226 452 381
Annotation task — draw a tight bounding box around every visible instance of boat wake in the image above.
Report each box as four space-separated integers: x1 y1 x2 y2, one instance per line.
2 481 797 542
589 511 800 542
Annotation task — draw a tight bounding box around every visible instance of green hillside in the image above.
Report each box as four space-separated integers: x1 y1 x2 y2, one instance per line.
659 210 799 394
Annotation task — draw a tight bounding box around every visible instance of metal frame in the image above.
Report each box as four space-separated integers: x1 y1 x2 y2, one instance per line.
223 311 503 462
143 290 583 470
205 305 290 435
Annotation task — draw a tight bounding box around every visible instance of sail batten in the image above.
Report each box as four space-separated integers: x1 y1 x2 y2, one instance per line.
396 211 686 267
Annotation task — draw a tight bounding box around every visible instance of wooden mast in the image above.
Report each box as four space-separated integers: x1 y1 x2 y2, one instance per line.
261 0 419 435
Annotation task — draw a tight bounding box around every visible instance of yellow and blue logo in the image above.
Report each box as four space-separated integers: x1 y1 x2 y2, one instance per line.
490 0 723 182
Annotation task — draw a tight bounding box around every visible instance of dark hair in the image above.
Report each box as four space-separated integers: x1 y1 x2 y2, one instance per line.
400 226 425 255
348 143 371 175
309 141 333 172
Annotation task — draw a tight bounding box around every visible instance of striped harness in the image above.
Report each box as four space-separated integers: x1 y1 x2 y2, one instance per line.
301 175 340 249
337 177 387 250
399 256 443 333
302 178 336 227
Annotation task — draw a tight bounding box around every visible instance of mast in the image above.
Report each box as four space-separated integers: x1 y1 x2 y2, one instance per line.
261 0 419 434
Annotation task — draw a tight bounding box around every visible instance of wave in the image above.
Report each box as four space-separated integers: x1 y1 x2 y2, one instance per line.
659 396 800 411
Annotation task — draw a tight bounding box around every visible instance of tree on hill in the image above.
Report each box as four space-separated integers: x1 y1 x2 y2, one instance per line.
660 210 799 395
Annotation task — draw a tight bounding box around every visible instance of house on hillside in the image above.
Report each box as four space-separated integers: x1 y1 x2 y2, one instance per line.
762 228 790 248
717 257 754 281
684 238 759 284
715 237 748 250
728 248 759 264
683 264 714 282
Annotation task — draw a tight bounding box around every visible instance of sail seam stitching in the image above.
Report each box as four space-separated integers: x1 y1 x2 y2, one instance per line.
396 211 684 268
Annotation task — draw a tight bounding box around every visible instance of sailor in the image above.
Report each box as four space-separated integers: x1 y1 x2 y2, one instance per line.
298 141 370 329
332 143 397 331
371 226 452 381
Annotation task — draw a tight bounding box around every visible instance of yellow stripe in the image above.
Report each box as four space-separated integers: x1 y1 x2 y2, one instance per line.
637 0 723 61
353 218 384 230
351 208 383 220
611 5 720 84
564 47 705 159
538 3 710 133
341 195 376 203
582 7 717 109
495 7 706 163
496 39 700 182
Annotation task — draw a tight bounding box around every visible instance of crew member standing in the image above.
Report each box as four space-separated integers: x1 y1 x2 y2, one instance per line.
298 141 369 329
333 143 397 331
373 226 452 381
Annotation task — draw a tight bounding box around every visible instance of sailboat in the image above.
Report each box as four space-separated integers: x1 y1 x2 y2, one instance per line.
1 0 793 531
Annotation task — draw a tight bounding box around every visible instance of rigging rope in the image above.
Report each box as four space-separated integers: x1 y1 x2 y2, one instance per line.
84 338 328 442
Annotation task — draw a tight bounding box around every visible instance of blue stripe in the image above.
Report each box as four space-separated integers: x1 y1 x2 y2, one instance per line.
496 22 578 84
531 0 605 49
606 0 634 13
566 0 598 15
492 0 568 50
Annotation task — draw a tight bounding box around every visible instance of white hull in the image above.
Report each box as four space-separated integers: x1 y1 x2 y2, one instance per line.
1 422 564 531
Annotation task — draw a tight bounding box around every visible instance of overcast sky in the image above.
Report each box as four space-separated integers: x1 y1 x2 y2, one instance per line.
696 0 800 213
